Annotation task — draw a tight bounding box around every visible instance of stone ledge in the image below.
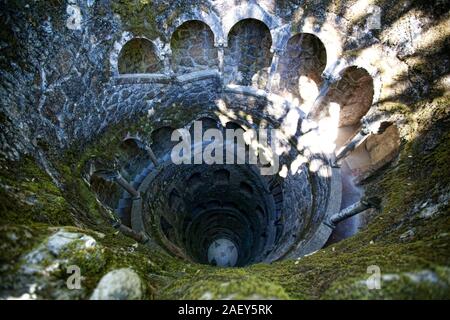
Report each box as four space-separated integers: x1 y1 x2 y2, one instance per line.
113 73 172 85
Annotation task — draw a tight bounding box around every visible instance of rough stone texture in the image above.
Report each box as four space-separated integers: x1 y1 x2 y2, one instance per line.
90 268 143 300
365 125 400 168
22 230 98 276
224 19 273 88
343 124 401 183
0 0 443 160
276 33 327 104
171 20 219 74
118 38 163 74
323 67 375 127
1 229 101 300
0 0 449 301
323 268 450 299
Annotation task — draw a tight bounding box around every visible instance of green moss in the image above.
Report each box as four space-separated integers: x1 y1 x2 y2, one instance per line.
57 239 107 289
55 224 188 299
2 74 449 300
378 102 412 115
112 0 164 38
161 268 291 300
155 94 450 300
0 224 51 276
0 223 181 299
0 157 74 226
322 266 450 299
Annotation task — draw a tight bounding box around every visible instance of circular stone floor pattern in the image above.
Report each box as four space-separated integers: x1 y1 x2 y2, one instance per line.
207 238 238 267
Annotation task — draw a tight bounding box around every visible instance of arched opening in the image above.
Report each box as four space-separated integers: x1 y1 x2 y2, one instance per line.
318 67 376 243
330 66 374 127
170 20 219 74
276 33 327 106
321 66 375 156
351 124 401 183
327 123 400 243
118 38 163 74
150 126 177 158
224 19 273 88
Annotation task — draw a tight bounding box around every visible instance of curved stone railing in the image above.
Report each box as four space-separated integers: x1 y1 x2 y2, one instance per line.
99 2 397 262
111 110 341 261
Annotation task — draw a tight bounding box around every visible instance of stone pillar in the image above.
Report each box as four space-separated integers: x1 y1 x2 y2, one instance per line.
112 221 149 243
215 40 226 76
115 173 140 199
161 47 173 76
266 47 282 93
307 73 341 119
333 124 371 166
146 145 159 167
94 170 140 199
325 196 380 228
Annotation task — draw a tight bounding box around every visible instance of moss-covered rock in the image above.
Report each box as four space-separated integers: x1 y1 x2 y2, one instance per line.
1 0 449 301
323 267 450 299
0 225 176 299
0 157 74 226
90 268 145 300
162 272 291 300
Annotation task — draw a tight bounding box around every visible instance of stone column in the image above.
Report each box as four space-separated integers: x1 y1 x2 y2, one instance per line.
265 47 282 93
161 47 173 76
112 221 149 243
115 173 140 199
94 170 141 199
215 40 226 76
307 73 341 119
325 196 380 228
333 124 371 166
146 145 159 167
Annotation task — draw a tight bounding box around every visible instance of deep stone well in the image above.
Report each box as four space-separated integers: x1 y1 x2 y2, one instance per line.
0 0 449 300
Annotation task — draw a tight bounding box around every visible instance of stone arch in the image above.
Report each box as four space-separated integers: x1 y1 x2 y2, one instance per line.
214 168 230 184
120 136 148 153
288 14 346 78
276 33 327 105
351 51 383 106
187 116 221 137
341 124 400 184
150 126 177 157
171 20 219 74
167 10 224 46
118 38 163 74
327 66 374 127
222 3 281 43
224 19 273 88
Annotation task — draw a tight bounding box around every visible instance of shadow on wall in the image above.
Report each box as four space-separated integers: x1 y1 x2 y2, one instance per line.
224 19 273 88
351 124 401 184
275 33 327 106
170 20 219 74
118 38 163 74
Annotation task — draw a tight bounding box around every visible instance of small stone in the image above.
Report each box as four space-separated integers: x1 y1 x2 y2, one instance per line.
200 291 213 300
6 232 18 241
90 268 143 300
419 204 439 219
400 229 415 241
381 274 401 281
405 270 440 284
47 230 96 256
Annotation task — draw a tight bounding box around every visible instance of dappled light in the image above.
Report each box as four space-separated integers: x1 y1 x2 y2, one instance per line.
0 0 448 301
